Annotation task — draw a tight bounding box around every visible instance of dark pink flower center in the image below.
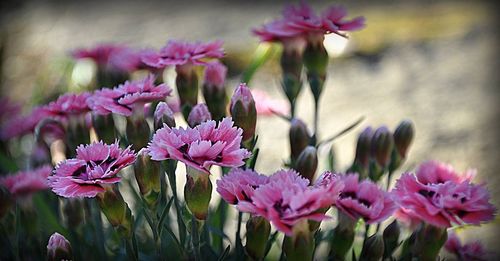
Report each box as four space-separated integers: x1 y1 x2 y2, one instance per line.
339 191 372 208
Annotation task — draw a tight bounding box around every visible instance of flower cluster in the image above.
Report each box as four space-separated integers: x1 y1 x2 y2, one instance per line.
48 141 136 198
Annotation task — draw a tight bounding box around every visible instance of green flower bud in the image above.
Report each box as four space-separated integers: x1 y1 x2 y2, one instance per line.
91 113 116 144
355 127 373 167
383 220 400 259
176 64 199 120
203 61 228 121
360 234 384 261
329 212 357 260
289 118 311 162
295 146 318 182
280 37 306 113
134 150 161 208
303 35 328 102
126 117 150 151
230 83 257 142
245 216 271 260
411 223 447 261
154 101 176 130
370 126 394 168
184 167 212 220
283 219 315 261
97 186 134 238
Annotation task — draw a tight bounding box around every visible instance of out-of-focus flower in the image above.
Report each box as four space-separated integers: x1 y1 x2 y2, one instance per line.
230 83 257 141
445 233 488 261
0 97 21 124
335 173 396 224
216 168 269 205
44 92 91 121
47 232 72 261
0 165 52 198
289 118 311 161
187 103 212 127
147 117 251 173
48 141 136 198
250 89 290 116
203 60 227 89
392 161 496 228
321 6 366 36
0 107 51 140
203 61 228 120
142 40 224 68
72 43 139 72
237 169 341 235
87 75 171 117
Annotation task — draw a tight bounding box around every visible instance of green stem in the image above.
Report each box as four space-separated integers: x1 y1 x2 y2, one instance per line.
191 216 201 261
124 237 138 261
166 161 186 244
312 98 319 145
235 211 244 258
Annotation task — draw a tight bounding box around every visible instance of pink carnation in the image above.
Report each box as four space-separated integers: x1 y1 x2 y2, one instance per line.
237 169 342 235
44 92 91 121
392 161 496 228
87 75 171 116
216 168 269 205
416 160 474 184
445 233 488 261
335 173 396 224
72 43 140 72
0 165 52 198
48 141 136 198
142 40 224 68
321 6 366 36
0 106 51 140
147 117 251 173
251 89 290 116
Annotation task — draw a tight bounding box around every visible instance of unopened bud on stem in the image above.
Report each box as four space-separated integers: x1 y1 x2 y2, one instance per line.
289 119 311 162
187 103 212 127
176 63 199 120
154 102 176 130
203 61 228 121
245 215 271 260
47 232 72 261
184 167 212 220
295 146 318 182
230 83 257 142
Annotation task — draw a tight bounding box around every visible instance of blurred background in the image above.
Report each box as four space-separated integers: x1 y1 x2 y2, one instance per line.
1 0 499 249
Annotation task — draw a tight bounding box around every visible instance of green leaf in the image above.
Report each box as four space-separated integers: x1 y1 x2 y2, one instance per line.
158 197 174 235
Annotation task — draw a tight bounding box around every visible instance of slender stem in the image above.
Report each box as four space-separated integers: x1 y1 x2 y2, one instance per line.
14 204 20 261
313 98 320 145
166 161 186 244
92 201 106 260
124 237 138 261
363 224 370 243
191 216 201 261
236 212 243 249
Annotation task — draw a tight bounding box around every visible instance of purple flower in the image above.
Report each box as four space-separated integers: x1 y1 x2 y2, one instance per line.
216 168 269 205
392 161 496 228
46 232 72 261
187 103 212 127
335 173 396 224
142 40 224 68
147 117 251 173
48 141 136 198
0 165 52 198
0 107 51 140
445 233 488 261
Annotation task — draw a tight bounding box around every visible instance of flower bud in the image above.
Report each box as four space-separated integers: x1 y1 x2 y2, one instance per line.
360 234 384 261
411 223 447 260
47 232 72 261
91 113 116 144
126 117 150 151
184 167 212 220
176 63 199 120
393 120 414 159
154 102 176 130
97 186 134 238
134 150 161 208
289 118 311 162
280 37 306 114
329 212 356 260
283 219 315 261
187 103 212 127
230 83 257 142
303 36 328 102
245 215 271 260
383 220 400 259
355 127 373 167
295 146 318 182
203 61 228 121
370 126 394 168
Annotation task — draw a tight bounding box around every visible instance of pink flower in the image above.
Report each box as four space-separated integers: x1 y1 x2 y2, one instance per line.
0 97 21 124
203 61 227 89
87 75 171 116
216 168 269 205
147 117 251 173
0 107 51 140
187 103 212 127
47 232 72 260
251 89 290 116
445 233 488 261
142 40 224 68
48 141 136 198
237 169 342 235
72 43 139 72
392 162 496 228
0 165 52 198
416 160 474 184
321 6 366 36
335 173 396 224
44 92 91 120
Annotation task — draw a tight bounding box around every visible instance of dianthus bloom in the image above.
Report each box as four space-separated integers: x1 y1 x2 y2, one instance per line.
147 117 251 173
254 2 364 42
0 165 52 198
48 141 136 198
0 106 51 140
87 75 171 116
216 168 269 205
445 233 488 261
72 43 139 73
392 161 496 228
44 92 91 120
141 40 224 68
236 169 342 235
334 173 396 224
